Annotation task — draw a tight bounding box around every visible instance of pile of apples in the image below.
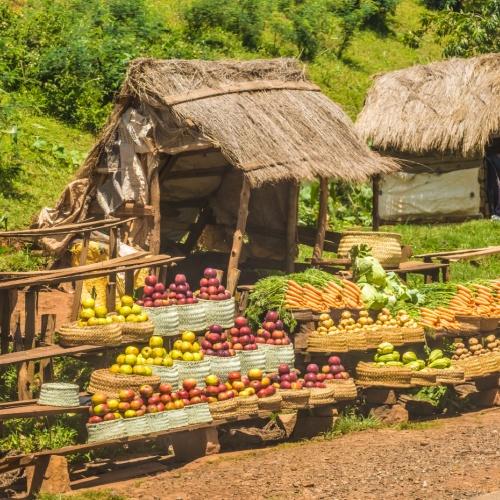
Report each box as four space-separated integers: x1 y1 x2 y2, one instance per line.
77 297 113 327
137 274 198 308
302 363 328 388
198 268 231 301
270 364 304 390
87 383 182 423
203 374 237 402
176 378 208 406
229 316 258 351
201 324 235 357
169 331 204 362
256 311 291 345
321 356 350 380
111 295 149 323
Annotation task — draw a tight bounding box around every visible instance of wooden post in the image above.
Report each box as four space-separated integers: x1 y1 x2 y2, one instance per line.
226 176 251 295
149 158 161 255
106 226 119 312
372 175 380 231
312 177 329 262
71 232 90 320
18 288 37 400
0 289 17 354
124 270 135 296
286 181 299 273
39 314 56 384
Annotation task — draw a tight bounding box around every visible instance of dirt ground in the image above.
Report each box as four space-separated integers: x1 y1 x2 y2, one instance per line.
88 408 500 500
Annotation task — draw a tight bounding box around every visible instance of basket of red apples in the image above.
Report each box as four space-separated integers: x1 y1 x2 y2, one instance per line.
196 268 235 328
202 325 242 381
303 364 336 405
203 374 238 419
179 378 213 424
138 274 180 336
231 317 267 373
272 364 310 410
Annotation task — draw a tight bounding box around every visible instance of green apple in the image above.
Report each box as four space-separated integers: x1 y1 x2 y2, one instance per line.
141 346 152 359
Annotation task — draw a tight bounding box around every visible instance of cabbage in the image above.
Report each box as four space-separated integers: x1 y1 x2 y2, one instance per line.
360 283 388 310
355 256 387 287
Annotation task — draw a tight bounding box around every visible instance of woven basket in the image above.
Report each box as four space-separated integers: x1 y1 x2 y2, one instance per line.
121 320 155 343
455 357 483 378
308 386 336 406
198 297 235 328
495 352 500 372
58 322 122 347
435 366 465 384
257 392 282 412
280 389 310 410
87 369 160 398
146 411 170 433
355 362 412 388
185 403 213 425
38 383 80 407
236 395 259 416
207 355 241 382
176 303 208 332
456 315 499 333
124 415 150 437
365 330 383 349
173 359 211 388
346 332 368 351
87 419 126 443
236 349 266 374
410 369 437 387
168 408 188 429
307 333 348 353
400 327 425 344
378 329 404 346
326 379 357 401
144 306 179 336
151 365 180 390
338 231 402 267
209 398 238 420
258 344 295 372
480 353 499 375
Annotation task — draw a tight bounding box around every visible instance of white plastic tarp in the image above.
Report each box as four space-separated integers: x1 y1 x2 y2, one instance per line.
380 168 481 222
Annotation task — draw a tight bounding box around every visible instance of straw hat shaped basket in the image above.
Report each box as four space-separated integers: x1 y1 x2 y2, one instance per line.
338 231 402 267
58 322 122 347
479 353 499 375
346 332 368 351
87 369 160 397
168 408 188 429
325 379 358 401
144 306 179 337
173 359 211 388
454 357 482 378
185 403 213 425
198 297 236 329
378 329 404 346
236 349 266 374
87 419 126 443
176 303 208 332
38 383 80 407
209 398 238 420
121 320 155 343
257 392 282 412
355 362 412 388
258 344 295 372
151 365 180 390
146 411 170 433
236 395 259 416
400 327 425 344
279 388 311 410
207 355 241 382
365 330 384 349
308 385 336 406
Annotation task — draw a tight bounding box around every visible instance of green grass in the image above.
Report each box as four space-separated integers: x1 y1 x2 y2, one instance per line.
38 491 125 500
324 413 384 438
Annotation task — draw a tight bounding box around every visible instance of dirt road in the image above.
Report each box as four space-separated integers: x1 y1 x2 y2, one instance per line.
92 409 500 500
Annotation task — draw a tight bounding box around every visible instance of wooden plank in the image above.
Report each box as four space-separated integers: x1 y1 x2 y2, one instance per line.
441 247 500 262
227 176 251 295
149 157 161 255
312 177 329 262
124 270 135 296
286 181 299 273
183 205 212 253
39 314 56 384
0 402 89 420
372 175 380 231
106 226 119 312
71 232 90 321
160 142 216 157
89 204 153 218
414 246 500 259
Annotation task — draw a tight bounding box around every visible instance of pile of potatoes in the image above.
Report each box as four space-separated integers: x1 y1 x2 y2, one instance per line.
452 334 499 361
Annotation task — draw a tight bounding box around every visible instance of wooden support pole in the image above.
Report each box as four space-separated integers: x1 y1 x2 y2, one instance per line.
0 289 17 354
226 176 251 295
39 314 56 384
149 158 161 255
312 177 329 262
124 270 135 296
106 226 119 312
286 181 299 273
71 233 90 320
372 175 380 231
18 288 37 400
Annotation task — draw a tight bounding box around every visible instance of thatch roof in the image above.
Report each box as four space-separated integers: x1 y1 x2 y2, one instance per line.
80 58 398 186
355 53 500 159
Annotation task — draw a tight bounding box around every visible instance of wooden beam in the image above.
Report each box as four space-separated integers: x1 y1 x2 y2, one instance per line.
165 167 226 181
286 181 299 273
160 142 217 157
149 158 161 255
312 178 329 261
71 232 90 321
372 175 380 231
226 177 251 295
106 226 119 311
183 205 212 254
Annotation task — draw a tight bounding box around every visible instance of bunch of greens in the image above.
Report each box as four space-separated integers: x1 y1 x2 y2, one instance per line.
350 244 423 310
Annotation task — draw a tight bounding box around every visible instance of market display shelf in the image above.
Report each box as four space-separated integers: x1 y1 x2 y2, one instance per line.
0 397 90 420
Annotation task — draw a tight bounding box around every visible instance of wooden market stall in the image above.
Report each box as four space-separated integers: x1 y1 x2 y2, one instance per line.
355 53 500 227
35 58 399 294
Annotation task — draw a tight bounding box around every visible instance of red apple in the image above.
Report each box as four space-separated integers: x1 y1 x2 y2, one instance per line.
183 379 198 391
145 275 158 286
278 364 290 375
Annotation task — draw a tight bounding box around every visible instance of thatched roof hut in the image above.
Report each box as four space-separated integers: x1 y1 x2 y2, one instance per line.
39 57 397 290
356 54 500 224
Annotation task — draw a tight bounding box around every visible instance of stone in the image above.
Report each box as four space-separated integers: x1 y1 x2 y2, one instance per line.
469 388 500 407
370 404 408 424
365 388 397 405
26 455 71 495
277 411 297 437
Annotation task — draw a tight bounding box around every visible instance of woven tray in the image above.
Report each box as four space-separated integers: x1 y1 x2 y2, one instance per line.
87 369 160 397
257 392 282 412
308 386 336 406
434 366 465 384
236 349 266 374
58 322 122 347
307 333 348 353
365 330 383 349
144 306 179 336
168 408 188 429
258 344 295 372
121 320 155 343
346 332 368 351
378 329 404 346
209 398 238 420
38 383 80 407
146 411 170 433
198 297 235 329
410 368 437 387
173 359 210 388
400 327 425 344
207 355 241 382
87 419 126 443
326 379 357 401
454 357 483 378
279 389 311 410
185 403 213 425
151 365 180 390
478 354 498 375
176 303 208 332
355 362 412 388
236 395 259 416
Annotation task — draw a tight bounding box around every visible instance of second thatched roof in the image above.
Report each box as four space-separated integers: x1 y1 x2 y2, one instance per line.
80 57 398 186
356 53 500 159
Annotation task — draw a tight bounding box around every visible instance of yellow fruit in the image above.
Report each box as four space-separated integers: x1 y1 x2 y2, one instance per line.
192 352 202 361
133 365 146 375
97 318 107 326
143 366 153 376
180 341 192 353
119 306 132 317
151 347 164 358
153 357 163 365
149 336 163 348
182 352 194 361
119 364 133 375
120 295 134 307
145 357 154 365
109 364 120 373
141 346 152 358
112 314 126 323
94 305 108 318
105 317 112 324
135 355 145 365
126 314 138 323
191 341 200 353
116 354 126 364
173 340 183 351
81 297 95 309
131 304 142 315
170 349 183 360
80 308 95 320
136 313 148 322
181 331 196 343
162 356 173 367
87 317 98 326
125 346 139 356
77 320 88 327
124 354 137 366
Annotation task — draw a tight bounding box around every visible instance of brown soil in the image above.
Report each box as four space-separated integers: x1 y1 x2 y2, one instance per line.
91 408 500 500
